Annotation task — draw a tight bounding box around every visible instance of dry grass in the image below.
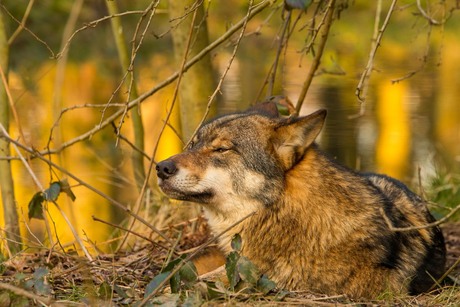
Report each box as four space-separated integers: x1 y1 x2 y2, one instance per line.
0 220 459 306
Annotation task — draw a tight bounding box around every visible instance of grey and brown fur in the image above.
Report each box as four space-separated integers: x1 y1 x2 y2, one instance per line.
156 104 446 299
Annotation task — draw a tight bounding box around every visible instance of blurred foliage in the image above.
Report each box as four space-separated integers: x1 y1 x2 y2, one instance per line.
430 172 460 220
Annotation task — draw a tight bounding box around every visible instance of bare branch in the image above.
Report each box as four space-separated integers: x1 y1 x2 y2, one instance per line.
416 0 447 25
186 0 256 148
7 0 35 45
355 0 397 115
0 282 52 305
295 0 336 114
380 204 460 232
1 3 55 58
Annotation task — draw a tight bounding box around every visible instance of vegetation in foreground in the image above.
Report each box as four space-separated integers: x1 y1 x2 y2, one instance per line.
0 218 458 306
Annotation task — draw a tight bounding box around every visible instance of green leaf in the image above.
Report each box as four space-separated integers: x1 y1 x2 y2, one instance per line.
145 272 170 298
34 279 51 296
43 182 61 201
162 256 185 273
60 179 76 201
169 271 181 293
257 274 276 294
98 281 112 300
33 267 49 280
230 233 242 252
179 261 197 284
28 192 45 220
237 256 260 285
225 251 240 289
284 0 313 10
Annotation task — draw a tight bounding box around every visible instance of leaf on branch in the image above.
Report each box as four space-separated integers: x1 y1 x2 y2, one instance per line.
284 0 313 11
43 182 61 201
28 180 77 220
60 179 76 201
28 192 45 220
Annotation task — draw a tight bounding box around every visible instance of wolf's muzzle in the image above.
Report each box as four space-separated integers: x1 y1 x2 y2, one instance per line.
156 159 177 180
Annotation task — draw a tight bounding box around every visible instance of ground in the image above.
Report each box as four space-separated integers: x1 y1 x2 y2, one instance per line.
0 220 459 306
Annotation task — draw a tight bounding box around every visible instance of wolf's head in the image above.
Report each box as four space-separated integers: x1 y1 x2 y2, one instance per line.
156 105 326 215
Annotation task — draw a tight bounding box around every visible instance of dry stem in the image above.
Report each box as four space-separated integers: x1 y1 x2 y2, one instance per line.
354 0 396 116
295 0 335 114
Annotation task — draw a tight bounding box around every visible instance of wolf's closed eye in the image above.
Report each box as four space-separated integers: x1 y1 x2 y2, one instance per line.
213 147 230 153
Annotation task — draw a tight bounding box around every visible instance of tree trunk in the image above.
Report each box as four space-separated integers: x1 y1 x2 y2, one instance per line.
0 10 21 255
168 0 217 141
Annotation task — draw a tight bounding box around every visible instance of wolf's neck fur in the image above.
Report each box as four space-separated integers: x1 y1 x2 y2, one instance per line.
206 145 372 255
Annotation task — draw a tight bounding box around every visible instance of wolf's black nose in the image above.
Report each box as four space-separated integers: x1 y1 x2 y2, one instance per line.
156 160 178 180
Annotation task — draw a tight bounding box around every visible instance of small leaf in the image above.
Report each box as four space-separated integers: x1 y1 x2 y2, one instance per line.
98 281 112 300
33 267 49 280
179 261 197 284
60 179 76 201
28 192 45 220
237 256 260 285
284 0 313 10
257 275 276 294
225 251 240 289
162 256 185 273
145 272 170 298
43 182 61 201
169 272 181 293
230 233 242 252
33 279 51 296
14 273 26 282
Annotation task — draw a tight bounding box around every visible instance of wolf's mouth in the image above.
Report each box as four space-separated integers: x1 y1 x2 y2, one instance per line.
159 181 214 203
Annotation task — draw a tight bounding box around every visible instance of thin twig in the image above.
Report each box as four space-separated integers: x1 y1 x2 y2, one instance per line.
53 201 93 261
0 282 52 305
0 65 26 144
56 10 149 59
267 9 291 97
416 0 446 25
380 204 460 232
295 0 336 114
355 0 397 115
111 122 151 161
186 0 255 148
7 0 35 45
0 3 55 58
92 215 174 254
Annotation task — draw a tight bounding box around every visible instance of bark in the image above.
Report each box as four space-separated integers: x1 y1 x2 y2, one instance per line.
168 0 217 141
0 10 21 255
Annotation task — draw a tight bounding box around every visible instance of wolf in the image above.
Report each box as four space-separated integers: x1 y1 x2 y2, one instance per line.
156 102 446 299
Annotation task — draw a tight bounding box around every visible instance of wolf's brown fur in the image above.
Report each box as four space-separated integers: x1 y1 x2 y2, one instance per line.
156 105 446 299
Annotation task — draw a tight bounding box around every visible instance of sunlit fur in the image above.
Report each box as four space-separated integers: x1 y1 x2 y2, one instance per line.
156 106 446 299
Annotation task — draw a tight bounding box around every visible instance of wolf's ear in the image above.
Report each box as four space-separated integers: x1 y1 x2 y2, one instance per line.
273 109 327 170
247 101 280 118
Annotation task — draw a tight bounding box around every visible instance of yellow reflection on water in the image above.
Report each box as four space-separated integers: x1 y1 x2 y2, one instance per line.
375 80 410 180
